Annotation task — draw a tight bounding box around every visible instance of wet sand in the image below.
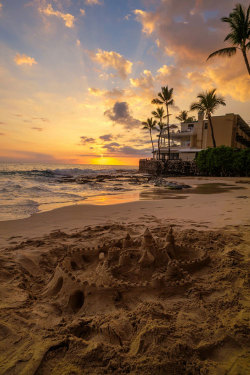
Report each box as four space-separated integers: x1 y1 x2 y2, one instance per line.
0 177 249 374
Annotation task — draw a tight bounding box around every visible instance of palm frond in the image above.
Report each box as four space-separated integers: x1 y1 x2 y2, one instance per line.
224 32 238 44
207 47 237 60
158 92 165 102
152 98 163 105
190 103 204 112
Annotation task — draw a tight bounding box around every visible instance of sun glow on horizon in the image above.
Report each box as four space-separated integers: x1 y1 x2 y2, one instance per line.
90 157 138 166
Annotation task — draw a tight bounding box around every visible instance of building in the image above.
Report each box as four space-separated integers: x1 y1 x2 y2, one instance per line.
153 113 250 161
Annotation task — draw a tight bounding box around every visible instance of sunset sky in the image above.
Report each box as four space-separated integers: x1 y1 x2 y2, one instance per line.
0 0 249 165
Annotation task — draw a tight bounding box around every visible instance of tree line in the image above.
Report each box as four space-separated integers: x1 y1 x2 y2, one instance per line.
142 3 249 158
143 87 226 157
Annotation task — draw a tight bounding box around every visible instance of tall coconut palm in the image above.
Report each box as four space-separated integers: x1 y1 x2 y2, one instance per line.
207 3 250 75
190 89 226 148
152 86 174 159
152 107 166 159
142 117 157 154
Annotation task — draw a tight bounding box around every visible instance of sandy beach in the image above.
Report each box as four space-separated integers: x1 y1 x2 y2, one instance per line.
0 177 250 374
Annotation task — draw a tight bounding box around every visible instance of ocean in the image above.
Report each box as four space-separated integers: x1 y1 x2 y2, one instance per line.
0 163 138 221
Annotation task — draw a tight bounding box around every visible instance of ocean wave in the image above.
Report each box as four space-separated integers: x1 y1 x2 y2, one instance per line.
0 164 138 220
0 199 39 212
26 186 51 192
0 167 131 178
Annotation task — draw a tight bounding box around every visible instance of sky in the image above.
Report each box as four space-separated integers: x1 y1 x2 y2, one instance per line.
0 0 249 166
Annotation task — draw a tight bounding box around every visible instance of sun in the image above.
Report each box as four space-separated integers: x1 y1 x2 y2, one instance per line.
90 156 139 166
91 156 123 165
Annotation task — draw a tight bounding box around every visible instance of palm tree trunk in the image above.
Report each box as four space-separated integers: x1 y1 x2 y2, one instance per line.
150 129 154 154
166 104 170 159
158 122 163 160
158 133 160 160
241 47 250 75
208 114 216 148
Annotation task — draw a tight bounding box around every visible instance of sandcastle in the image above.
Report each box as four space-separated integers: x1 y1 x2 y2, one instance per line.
44 227 210 314
1 224 246 375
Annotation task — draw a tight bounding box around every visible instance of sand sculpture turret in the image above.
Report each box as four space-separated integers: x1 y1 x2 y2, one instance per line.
122 232 132 249
138 228 155 267
164 226 176 259
141 228 155 250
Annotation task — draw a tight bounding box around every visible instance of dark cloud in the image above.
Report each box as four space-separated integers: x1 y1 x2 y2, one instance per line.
78 154 99 157
99 134 113 141
104 101 141 128
31 127 44 131
102 142 120 152
102 142 152 156
119 146 152 155
80 136 96 145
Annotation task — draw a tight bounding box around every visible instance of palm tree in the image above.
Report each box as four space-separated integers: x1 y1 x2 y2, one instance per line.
190 89 226 148
176 110 189 123
176 110 196 123
152 107 166 159
152 86 174 159
207 3 250 75
142 117 157 155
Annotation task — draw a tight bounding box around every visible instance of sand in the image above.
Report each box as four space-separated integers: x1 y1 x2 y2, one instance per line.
0 177 249 374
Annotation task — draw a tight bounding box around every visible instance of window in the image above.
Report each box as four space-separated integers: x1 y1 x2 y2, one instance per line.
204 123 208 129
170 153 179 160
188 124 194 128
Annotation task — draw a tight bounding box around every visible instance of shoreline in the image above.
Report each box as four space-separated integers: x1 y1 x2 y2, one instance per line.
1 176 249 248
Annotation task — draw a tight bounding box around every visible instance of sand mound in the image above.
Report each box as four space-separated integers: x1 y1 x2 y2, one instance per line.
0 224 249 374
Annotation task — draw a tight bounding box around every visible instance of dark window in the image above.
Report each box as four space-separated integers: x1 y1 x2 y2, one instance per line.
170 153 179 160
204 123 208 129
188 124 194 128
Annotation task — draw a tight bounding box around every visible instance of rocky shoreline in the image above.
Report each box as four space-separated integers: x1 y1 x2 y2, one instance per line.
59 171 192 191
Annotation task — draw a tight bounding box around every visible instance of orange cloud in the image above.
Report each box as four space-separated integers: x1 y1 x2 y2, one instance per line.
130 70 154 89
14 53 37 66
88 87 103 96
85 0 102 5
39 4 75 28
88 87 124 103
133 9 157 35
90 49 132 79
188 60 250 102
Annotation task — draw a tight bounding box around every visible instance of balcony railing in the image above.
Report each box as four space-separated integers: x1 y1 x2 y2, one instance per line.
167 129 195 139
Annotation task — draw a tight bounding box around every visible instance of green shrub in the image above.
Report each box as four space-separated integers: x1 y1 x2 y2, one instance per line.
196 146 250 176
